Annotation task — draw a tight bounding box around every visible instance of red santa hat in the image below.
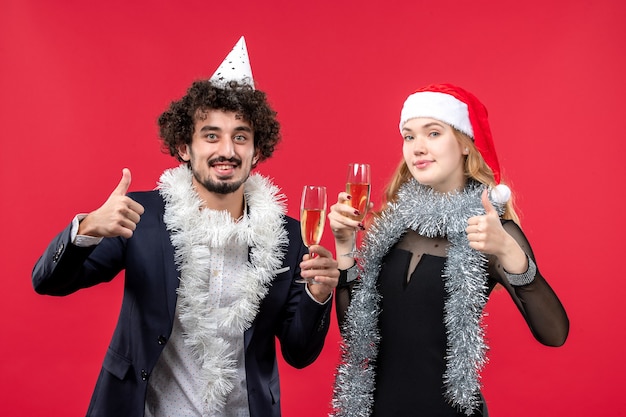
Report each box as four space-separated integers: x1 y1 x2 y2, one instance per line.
399 83 503 187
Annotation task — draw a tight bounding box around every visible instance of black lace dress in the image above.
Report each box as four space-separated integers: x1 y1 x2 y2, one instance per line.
336 221 569 416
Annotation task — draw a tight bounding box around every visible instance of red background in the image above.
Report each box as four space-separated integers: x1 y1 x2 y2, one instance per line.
2 0 625 415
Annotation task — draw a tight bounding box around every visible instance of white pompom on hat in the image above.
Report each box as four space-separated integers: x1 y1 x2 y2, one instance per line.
209 36 255 89
399 83 510 202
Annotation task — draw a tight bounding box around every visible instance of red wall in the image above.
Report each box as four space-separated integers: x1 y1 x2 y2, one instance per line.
2 0 625 415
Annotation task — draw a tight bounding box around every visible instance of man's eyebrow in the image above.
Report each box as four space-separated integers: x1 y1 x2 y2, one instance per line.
234 125 253 133
199 125 221 132
197 124 252 133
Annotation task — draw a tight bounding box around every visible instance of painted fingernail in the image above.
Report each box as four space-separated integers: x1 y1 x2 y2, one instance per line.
358 223 365 230
354 210 360 216
346 195 352 200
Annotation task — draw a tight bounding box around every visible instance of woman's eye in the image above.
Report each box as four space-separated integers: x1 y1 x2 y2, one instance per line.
428 131 440 138
403 135 414 141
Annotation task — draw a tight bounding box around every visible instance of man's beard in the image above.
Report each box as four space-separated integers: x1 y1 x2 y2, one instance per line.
197 175 248 194
192 157 250 195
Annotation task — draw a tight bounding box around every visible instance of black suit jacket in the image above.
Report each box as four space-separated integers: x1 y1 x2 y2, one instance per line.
32 191 332 417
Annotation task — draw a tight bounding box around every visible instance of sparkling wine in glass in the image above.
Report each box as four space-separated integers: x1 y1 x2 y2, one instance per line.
345 163 371 255
296 185 327 284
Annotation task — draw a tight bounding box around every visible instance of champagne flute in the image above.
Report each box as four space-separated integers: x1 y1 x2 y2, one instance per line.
296 185 327 284
345 163 371 256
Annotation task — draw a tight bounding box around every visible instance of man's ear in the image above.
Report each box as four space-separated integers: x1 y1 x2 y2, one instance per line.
178 144 190 162
251 151 260 167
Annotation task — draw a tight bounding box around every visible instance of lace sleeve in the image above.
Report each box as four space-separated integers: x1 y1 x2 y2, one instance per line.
489 220 569 347
335 284 353 331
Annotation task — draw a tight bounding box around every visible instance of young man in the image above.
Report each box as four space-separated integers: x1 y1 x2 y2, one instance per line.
32 37 339 417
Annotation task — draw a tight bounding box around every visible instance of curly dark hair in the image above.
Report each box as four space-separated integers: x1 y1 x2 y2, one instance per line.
158 80 281 163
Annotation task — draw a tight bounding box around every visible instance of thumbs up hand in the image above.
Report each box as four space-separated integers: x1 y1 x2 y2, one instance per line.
466 190 529 274
77 168 145 239
465 189 510 256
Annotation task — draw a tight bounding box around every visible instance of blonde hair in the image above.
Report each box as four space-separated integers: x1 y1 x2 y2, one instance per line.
376 129 520 224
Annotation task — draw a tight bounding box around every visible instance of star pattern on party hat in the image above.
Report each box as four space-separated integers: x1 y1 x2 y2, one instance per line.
209 36 255 89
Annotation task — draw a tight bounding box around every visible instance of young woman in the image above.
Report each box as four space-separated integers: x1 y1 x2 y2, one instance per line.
328 84 569 417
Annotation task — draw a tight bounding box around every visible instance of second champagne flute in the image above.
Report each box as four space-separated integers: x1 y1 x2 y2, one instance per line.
296 185 327 284
345 163 371 256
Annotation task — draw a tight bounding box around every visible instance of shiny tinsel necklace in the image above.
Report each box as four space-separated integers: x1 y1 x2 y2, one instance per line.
331 178 505 416
159 165 288 413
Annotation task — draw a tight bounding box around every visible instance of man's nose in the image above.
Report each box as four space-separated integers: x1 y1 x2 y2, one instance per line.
216 138 235 158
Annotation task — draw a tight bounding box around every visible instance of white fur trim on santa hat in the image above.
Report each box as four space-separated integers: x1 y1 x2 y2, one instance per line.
400 91 473 137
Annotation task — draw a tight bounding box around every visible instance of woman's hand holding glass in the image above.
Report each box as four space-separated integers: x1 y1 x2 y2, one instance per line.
329 192 371 267
328 163 371 259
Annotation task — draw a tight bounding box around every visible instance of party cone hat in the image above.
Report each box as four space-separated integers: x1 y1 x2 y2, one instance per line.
209 36 254 89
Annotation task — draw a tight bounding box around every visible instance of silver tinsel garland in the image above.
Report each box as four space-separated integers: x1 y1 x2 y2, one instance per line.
331 179 504 416
159 166 288 413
